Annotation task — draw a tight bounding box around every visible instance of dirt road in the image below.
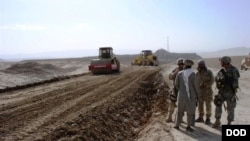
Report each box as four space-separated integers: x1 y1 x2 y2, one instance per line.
0 66 168 141
1 57 250 141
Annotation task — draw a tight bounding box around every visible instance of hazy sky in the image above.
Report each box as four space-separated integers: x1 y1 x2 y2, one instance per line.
1 0 250 57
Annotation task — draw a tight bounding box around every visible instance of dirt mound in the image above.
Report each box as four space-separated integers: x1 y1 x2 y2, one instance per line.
154 49 202 64
4 61 66 74
0 62 69 87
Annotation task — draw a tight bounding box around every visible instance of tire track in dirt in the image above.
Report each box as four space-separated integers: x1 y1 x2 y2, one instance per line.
0 75 114 140
39 67 165 141
27 67 160 140
0 74 94 106
0 66 164 141
0 75 107 114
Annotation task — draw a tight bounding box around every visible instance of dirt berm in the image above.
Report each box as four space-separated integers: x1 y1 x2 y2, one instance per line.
0 66 169 141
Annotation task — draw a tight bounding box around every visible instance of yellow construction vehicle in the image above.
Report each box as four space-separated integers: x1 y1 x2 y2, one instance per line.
88 47 120 74
241 53 250 70
131 50 159 66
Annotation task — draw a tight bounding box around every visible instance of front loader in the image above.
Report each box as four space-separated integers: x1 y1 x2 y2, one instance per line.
131 50 159 66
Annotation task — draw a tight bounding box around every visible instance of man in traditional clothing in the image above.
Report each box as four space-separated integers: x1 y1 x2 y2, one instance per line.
173 59 199 132
166 58 185 122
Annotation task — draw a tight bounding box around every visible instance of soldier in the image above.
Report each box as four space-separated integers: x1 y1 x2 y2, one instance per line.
212 56 240 128
166 58 184 122
195 60 214 124
173 59 199 132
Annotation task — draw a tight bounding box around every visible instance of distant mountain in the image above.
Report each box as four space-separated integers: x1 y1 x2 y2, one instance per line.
154 48 202 64
198 47 250 58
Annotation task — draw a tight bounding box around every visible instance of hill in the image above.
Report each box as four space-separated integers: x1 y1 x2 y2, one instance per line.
154 49 202 64
198 47 250 58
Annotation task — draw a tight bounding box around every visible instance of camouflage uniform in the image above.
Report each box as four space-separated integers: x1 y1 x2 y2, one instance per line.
166 58 184 122
212 56 240 127
195 60 214 124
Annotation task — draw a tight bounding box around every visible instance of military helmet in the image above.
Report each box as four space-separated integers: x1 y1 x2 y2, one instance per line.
220 56 231 64
176 58 184 65
198 59 206 66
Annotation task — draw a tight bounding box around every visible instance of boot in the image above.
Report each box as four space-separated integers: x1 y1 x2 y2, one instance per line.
186 126 194 132
166 115 173 122
195 117 204 122
212 119 221 128
173 125 179 130
205 118 211 125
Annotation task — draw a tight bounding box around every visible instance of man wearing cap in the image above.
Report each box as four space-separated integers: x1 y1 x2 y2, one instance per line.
173 59 199 132
212 56 240 128
166 58 185 122
195 60 214 125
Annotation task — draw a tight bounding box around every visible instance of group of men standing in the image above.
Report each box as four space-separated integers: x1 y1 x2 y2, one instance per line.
166 56 240 132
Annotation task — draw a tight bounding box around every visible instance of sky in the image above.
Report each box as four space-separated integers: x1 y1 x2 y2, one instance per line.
0 0 250 58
